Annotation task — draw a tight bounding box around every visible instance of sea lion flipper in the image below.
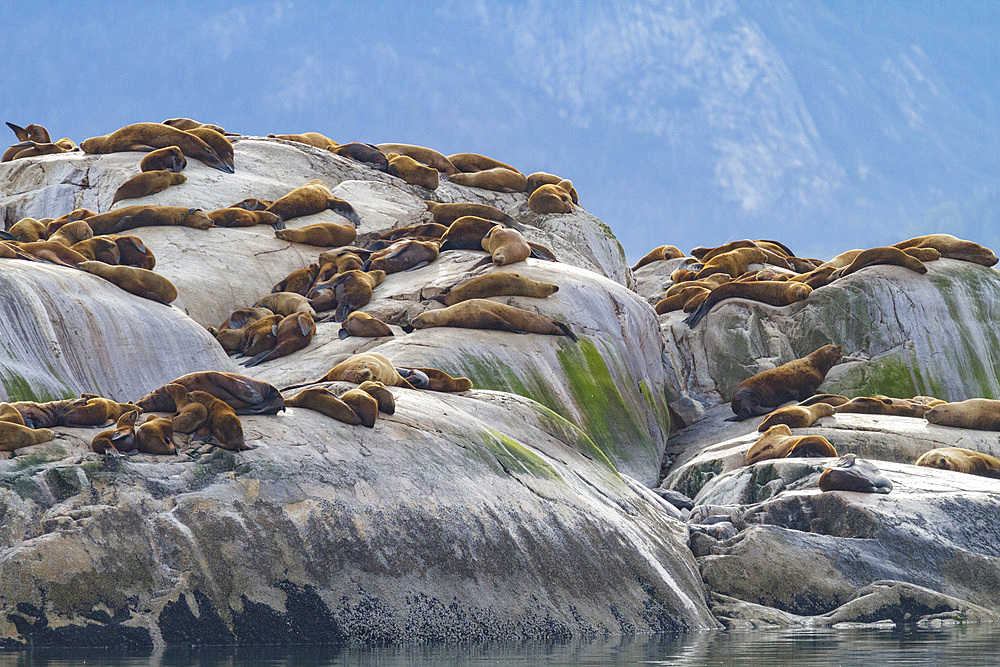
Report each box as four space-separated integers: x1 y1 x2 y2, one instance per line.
338 327 350 340
554 321 578 342
240 350 272 368
683 299 713 329
328 198 360 227
0 230 16 241
5 122 28 141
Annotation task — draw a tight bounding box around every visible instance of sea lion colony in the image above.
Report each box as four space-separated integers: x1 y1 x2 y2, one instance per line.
3 117 1000 490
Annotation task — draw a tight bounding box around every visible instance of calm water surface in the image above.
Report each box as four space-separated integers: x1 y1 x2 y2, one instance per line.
3 625 999 666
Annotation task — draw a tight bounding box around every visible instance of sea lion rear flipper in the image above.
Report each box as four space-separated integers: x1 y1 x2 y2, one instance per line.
328 198 360 227
0 230 15 241
554 321 578 342
5 122 28 141
401 323 414 333
529 247 554 262
338 327 350 340
241 350 272 368
471 255 493 269
683 299 713 329
334 304 352 323
404 261 431 272
272 217 286 231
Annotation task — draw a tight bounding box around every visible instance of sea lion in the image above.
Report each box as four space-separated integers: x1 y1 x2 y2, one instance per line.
663 273 738 297
925 398 1000 430
140 146 186 173
47 208 97 231
84 206 214 235
317 250 364 278
447 153 521 174
48 220 94 247
90 410 140 455
71 236 121 264
7 218 48 242
757 403 837 432
902 246 941 262
208 207 281 228
797 394 851 408
380 223 449 241
4 139 78 160
276 222 358 247
266 179 360 226
63 396 139 426
376 143 458 174
136 416 176 455
829 246 927 280
730 344 844 421
81 122 232 173
835 396 934 419
745 424 838 466
136 372 285 415
112 170 187 204
340 389 379 427
481 226 530 266
818 454 892 494
915 447 1000 478
527 183 574 214
431 272 558 306
424 201 517 228
339 311 394 339
285 387 361 425
395 367 472 392
239 314 285 357
9 399 85 429
654 286 711 315
632 245 685 271
332 142 389 171
229 198 273 211
162 118 226 134
439 216 501 251
281 352 416 392
6 122 50 143
892 234 998 267
272 263 320 296
694 248 769 280
387 153 439 189
185 127 235 171
219 307 274 330
242 312 316 367
255 291 316 318
358 381 395 414
189 391 246 451
364 239 440 274
79 261 177 304
309 269 385 321
0 403 24 425
525 172 579 203
268 132 338 150
0 421 55 452
684 281 812 328
164 383 208 433
409 299 577 340
449 167 527 193
111 235 155 269
13 241 89 266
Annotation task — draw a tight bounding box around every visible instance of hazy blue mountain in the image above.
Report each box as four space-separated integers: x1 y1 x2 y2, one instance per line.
2 0 996 261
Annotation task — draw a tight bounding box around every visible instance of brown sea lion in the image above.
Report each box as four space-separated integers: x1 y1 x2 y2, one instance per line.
162 118 226 134
0 403 25 425
915 447 1000 478
395 367 472 393
829 246 927 281
10 399 85 429
757 403 836 432
189 391 246 451
4 139 78 160
684 281 812 328
925 399 1000 430
135 372 285 415
71 236 121 264
309 269 385 321
409 299 577 341
273 263 320 295
208 208 281 228
242 312 316 367
664 274 734 297
48 220 94 247
268 132 339 150
219 307 275 330
892 234 998 267
7 218 48 242
238 314 285 357
439 216 501 251
185 127 235 171
788 265 838 290
136 416 176 455
525 172 579 203
276 222 358 247
730 344 843 421
424 201 517 228
376 143 458 174
63 396 139 426
745 424 838 465
481 226 530 266
332 142 389 171
140 146 186 173
380 223 449 241
6 122 50 143
79 261 177 304
358 381 395 414
282 353 416 392
431 272 558 307
835 396 934 419
449 167 527 193
265 179 360 226
84 205 214 235
632 245 685 271
47 208 97 231
818 454 892 493
902 246 941 262
285 387 361 425
341 389 379 428
13 241 89 267
164 383 208 434
90 410 140 455
0 422 55 452
255 292 316 318
339 311 394 339
527 182 575 214
654 286 711 315
447 153 521 174
317 251 365 278
81 122 232 173
112 171 187 204
797 394 851 408
229 198 273 211
387 153 439 189
111 235 155 269
364 239 440 274
694 248 769 280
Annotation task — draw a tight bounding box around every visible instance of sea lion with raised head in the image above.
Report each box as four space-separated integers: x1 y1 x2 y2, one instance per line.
409 299 577 341
81 122 232 173
140 146 186 173
79 261 177 304
730 344 843 421
112 171 187 204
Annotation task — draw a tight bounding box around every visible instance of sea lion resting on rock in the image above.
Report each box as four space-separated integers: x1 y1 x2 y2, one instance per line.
266 179 360 226
339 311 393 339
745 424 837 466
239 314 285 357
363 239 439 274
528 182 575 214
376 143 457 175
818 454 892 494
79 261 177 304
481 226 530 266
209 208 281 228
892 234 998 267
81 122 232 173
439 216 501 251
9 241 88 267
684 281 812 329
408 299 577 341
631 245 685 271
341 389 379 428
386 153 439 189
112 235 155 269
448 153 521 174
309 269 384 321
449 167 527 193
836 396 936 419
276 222 357 247
925 398 1000 430
136 416 176 455
282 353 418 391
915 447 1000 478
112 171 186 204
285 387 363 426
828 246 927 281
395 367 472 393
241 312 316 367
7 218 48 242
91 410 140 455
164 384 208 434
84 206 214 236
525 172 579 203
730 344 843 421
757 403 836 432
268 132 338 150
797 394 851 408
255 292 316 318
425 201 518 229
162 118 226 134
136 372 285 415
185 127 234 171
0 418 55 452
273 263 320 296
189 391 246 451
693 248 769 280
140 146 186 173
71 237 121 264
48 220 93 247
430 272 558 307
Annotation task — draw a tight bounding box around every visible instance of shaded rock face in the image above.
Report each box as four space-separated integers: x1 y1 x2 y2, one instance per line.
0 140 713 647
